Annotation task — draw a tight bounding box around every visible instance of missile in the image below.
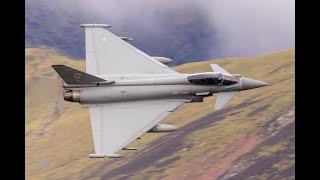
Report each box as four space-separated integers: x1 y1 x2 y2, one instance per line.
152 57 173 64
122 147 139 150
119 36 133 42
148 124 178 133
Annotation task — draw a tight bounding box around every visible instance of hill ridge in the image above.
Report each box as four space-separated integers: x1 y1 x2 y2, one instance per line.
26 47 294 179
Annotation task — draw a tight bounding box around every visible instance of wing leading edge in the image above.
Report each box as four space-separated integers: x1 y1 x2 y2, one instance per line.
88 99 188 157
81 24 177 75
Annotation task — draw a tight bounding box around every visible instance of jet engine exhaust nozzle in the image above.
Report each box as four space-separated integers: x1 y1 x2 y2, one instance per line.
63 90 80 102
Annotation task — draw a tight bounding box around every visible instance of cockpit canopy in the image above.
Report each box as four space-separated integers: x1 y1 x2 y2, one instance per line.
187 72 239 85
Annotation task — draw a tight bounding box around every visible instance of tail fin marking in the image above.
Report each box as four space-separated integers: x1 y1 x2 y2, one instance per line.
52 65 106 85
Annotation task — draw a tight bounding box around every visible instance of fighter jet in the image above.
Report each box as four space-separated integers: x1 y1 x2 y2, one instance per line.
52 24 267 158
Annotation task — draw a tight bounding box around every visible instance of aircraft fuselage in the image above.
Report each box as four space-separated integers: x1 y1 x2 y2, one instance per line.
63 73 266 104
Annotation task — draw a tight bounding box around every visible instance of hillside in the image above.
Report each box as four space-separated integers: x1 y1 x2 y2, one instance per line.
26 47 294 179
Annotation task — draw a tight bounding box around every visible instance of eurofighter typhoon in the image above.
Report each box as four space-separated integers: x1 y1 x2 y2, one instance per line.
52 24 268 158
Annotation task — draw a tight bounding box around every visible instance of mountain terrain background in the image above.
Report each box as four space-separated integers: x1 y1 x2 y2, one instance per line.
26 1 294 179
26 47 294 179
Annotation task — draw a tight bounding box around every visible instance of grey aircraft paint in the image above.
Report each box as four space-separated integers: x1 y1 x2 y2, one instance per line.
52 68 266 104
52 24 268 158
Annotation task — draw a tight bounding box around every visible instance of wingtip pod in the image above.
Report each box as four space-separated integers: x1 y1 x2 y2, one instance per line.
80 24 112 28
89 154 122 158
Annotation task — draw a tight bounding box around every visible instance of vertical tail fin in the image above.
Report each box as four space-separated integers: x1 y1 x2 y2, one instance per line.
51 65 106 85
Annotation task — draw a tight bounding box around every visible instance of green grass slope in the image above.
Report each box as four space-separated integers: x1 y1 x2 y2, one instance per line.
26 48 294 179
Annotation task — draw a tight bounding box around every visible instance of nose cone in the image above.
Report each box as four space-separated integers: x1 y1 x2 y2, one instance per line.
241 77 268 90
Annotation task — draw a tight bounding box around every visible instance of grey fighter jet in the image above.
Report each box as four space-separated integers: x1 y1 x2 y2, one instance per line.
52 24 267 158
